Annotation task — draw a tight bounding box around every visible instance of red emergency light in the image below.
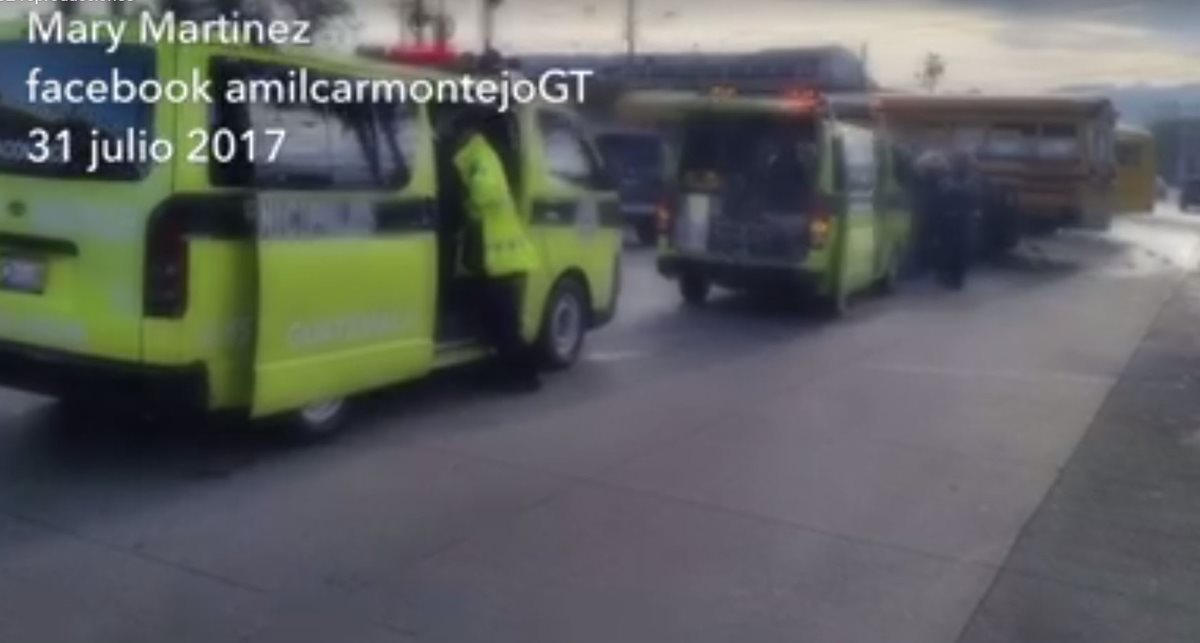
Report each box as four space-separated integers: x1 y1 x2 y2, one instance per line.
783 87 825 112
386 43 459 66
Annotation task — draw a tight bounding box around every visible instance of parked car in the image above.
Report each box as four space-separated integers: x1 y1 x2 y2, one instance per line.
596 129 671 245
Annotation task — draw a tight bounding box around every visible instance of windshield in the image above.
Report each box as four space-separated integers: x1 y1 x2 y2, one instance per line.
597 133 665 177
0 44 154 180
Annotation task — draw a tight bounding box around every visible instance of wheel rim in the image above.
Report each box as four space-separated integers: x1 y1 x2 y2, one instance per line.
300 399 344 428
551 292 583 360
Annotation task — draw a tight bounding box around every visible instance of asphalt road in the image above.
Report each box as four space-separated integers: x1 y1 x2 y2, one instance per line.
0 211 1199 642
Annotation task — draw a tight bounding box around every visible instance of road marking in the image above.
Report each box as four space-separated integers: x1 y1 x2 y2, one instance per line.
860 362 1114 386
585 349 652 363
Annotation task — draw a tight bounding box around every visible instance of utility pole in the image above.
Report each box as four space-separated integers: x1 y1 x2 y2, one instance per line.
859 42 870 87
1178 104 1187 185
482 0 502 53
624 0 637 61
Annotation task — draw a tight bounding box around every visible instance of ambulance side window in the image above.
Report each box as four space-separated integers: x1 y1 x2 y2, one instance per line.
210 58 416 190
842 128 877 199
539 111 605 189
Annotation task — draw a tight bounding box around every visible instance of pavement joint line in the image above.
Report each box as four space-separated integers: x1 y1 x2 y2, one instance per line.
0 505 427 640
950 262 1191 643
577 314 923 488
858 362 1117 387
578 470 1003 572
415 435 1008 578
842 429 1072 474
0 505 271 597
406 279 1088 576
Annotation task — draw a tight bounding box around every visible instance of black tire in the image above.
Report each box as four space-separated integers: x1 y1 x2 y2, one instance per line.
537 276 589 370
679 272 711 306
635 221 658 246
281 398 350 443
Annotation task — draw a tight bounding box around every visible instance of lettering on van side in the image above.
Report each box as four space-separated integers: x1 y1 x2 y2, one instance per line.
287 312 412 351
254 197 377 240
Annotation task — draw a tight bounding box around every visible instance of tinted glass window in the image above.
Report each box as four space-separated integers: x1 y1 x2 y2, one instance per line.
211 59 417 190
597 134 664 177
842 127 877 195
539 111 602 186
1038 124 1079 160
981 124 1036 159
680 116 817 177
0 44 154 180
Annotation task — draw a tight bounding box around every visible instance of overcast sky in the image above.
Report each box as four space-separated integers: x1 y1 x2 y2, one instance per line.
356 0 1199 92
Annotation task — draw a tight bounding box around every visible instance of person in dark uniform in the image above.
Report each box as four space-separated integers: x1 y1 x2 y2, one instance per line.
936 151 978 289
913 150 949 278
915 150 975 290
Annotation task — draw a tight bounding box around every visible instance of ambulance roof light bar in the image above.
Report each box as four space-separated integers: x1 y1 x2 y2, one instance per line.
783 87 826 113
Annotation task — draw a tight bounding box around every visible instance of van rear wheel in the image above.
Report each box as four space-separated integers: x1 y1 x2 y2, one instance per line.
284 398 349 442
538 277 588 370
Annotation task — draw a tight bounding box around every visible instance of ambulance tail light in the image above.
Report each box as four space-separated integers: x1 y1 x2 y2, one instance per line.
809 209 833 249
144 209 189 319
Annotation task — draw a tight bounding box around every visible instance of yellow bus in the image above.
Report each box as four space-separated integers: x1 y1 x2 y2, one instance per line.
876 94 1117 232
1114 126 1157 215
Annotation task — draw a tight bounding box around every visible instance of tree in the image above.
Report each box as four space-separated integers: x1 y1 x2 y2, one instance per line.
916 52 946 93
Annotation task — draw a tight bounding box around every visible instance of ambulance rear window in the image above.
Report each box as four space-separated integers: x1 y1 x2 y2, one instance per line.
0 43 154 180
680 115 817 177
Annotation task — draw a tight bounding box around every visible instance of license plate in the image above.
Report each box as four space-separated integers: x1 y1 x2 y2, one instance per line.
0 256 47 294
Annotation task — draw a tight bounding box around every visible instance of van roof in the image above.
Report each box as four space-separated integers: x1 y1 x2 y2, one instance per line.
618 90 831 122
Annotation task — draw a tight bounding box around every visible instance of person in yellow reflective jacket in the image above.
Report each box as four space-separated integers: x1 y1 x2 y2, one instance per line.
450 113 542 390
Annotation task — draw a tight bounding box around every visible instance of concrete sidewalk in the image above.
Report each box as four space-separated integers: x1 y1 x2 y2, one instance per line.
959 274 1200 642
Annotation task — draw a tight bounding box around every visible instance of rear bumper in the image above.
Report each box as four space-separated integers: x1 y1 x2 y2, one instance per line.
658 255 816 290
0 340 208 410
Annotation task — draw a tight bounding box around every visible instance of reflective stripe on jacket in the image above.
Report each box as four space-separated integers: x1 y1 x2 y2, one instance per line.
453 134 539 277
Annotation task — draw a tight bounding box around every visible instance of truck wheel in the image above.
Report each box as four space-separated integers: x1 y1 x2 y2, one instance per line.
538 277 588 370
680 273 711 306
285 398 349 442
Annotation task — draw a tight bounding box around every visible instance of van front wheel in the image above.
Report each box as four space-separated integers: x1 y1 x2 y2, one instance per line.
538 277 588 370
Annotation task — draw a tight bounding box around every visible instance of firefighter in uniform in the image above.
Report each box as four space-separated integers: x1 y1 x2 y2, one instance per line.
915 150 974 290
451 116 542 390
938 151 977 289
